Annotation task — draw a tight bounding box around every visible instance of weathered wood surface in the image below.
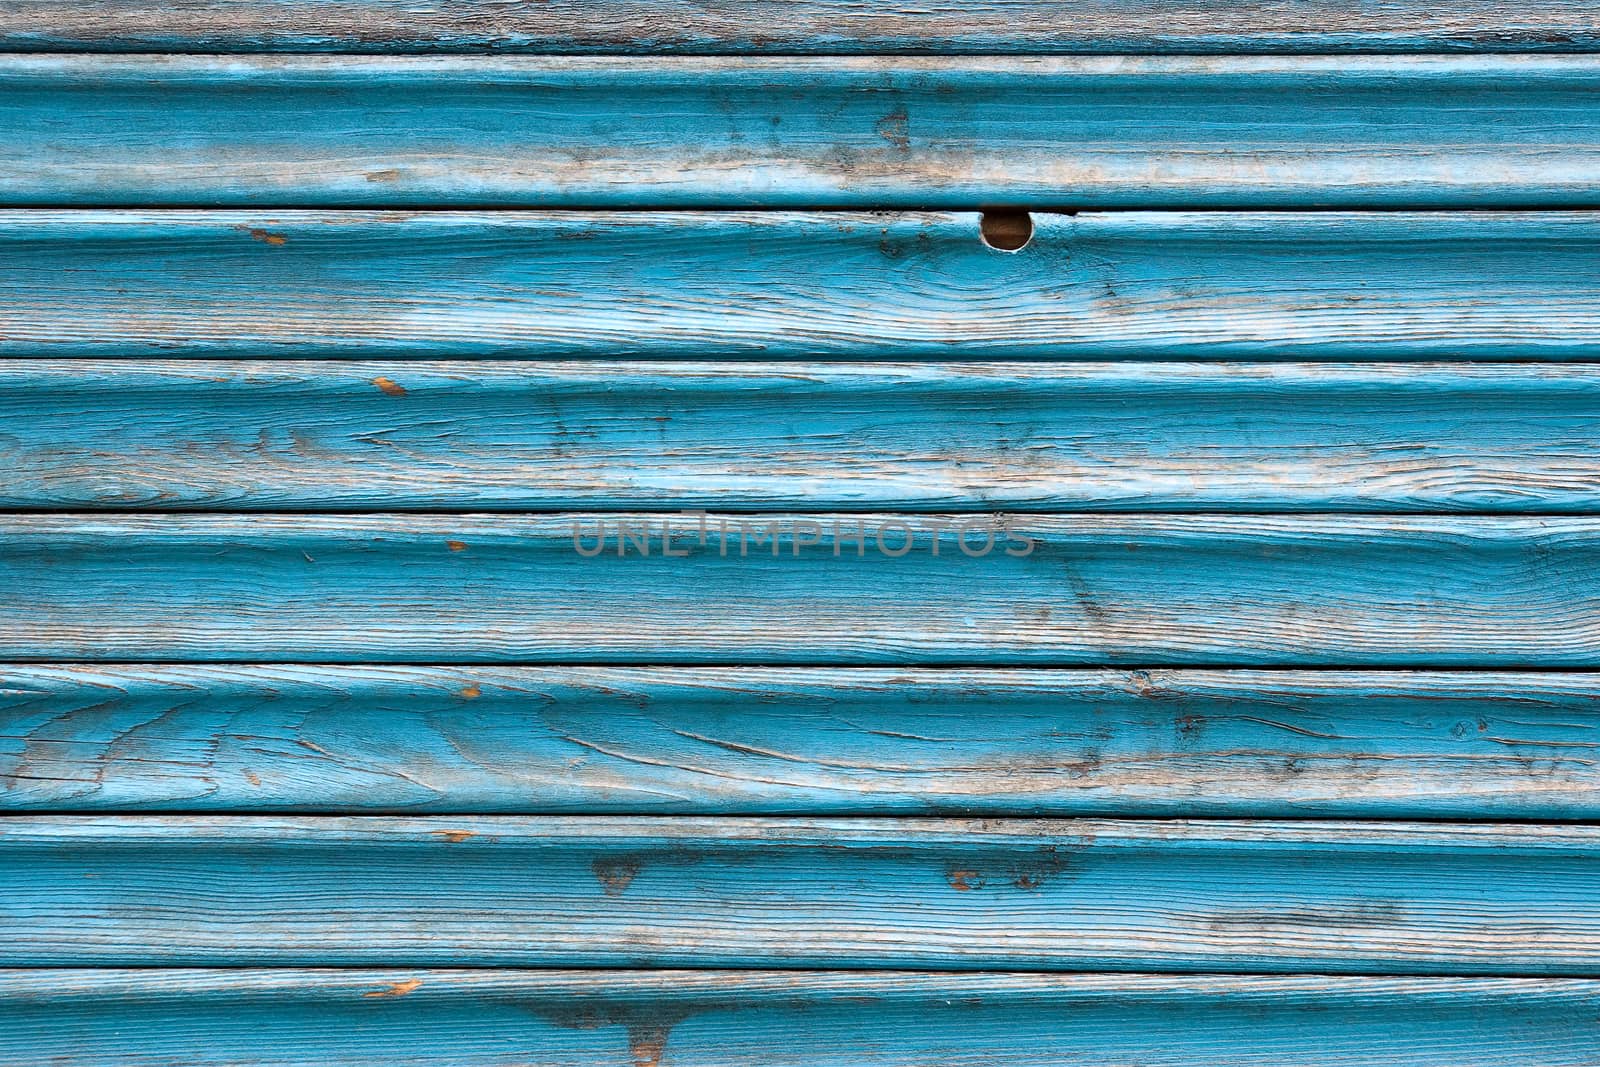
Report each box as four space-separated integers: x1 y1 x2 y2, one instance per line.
9 360 1600 511
6 1 1600 55
5 666 1600 817
5 211 1600 360
4 817 1598 972
2 514 1598 665
4 970 1599 1067
2 57 1600 207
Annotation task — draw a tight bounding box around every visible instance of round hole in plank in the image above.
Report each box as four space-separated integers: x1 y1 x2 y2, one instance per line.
980 210 1033 252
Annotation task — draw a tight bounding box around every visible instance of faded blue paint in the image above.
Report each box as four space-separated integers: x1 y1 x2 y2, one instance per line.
2 970 1597 1066
1 20 1597 1063
0 514 1597 665
5 666 1600 816
1 816 1596 972
0 56 1598 206
0 211 1598 360
4 360 1600 510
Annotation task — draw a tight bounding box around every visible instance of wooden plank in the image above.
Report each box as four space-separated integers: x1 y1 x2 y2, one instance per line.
1 514 1598 666
3 816 1598 972
5 666 1600 817
4 211 1600 360
6 1 1600 56
3 970 1597 1067
9 360 1600 511
1 57 1599 207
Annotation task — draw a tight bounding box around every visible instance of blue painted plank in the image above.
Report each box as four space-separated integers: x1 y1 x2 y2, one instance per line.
1 514 1597 666
4 1 1600 55
2 816 1597 972
3 969 1597 1066
1 57 1599 206
5 666 1600 817
3 211 1599 360
7 360 1600 511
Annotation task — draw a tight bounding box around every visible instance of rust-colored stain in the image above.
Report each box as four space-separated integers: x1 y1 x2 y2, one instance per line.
363 978 423 999
948 849 1069 893
235 225 287 246
243 770 262 787
433 829 476 844
446 540 467 552
876 104 910 150
946 868 985 891
365 169 402 183
371 376 407 397
460 684 482 700
628 1023 672 1067
592 857 642 896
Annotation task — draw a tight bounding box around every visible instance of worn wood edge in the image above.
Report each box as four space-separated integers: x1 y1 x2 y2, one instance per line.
3 513 1600 665
3 969 1598 1067
4 210 1600 358
28 52 1600 74
7 814 1598 849
6 665 1600 816
4 816 1599 972
3 1 1600 54
6 359 1600 511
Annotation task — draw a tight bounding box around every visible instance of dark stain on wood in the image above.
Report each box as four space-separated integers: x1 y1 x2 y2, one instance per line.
529 997 698 1067
593 857 643 896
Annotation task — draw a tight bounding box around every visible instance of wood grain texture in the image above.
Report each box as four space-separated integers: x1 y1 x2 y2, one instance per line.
5 1 1600 55
5 211 1600 360
6 666 1600 817
4 816 1599 972
2 56 1600 207
9 360 1600 511
2 514 1598 666
5 970 1599 1066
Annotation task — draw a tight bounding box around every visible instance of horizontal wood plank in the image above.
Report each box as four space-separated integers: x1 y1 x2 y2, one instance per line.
5 1 1600 55
8 360 1600 511
4 970 1598 1066
5 666 1600 817
3 211 1600 360
1 57 1599 206
3 816 1598 972
1 514 1597 666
